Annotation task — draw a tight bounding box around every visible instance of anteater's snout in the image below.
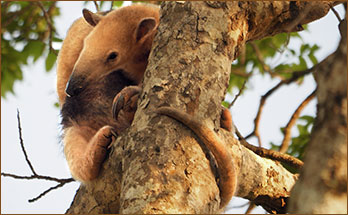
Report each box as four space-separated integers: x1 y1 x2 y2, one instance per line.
65 75 85 97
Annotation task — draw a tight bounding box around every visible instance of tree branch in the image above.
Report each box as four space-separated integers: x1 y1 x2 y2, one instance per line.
245 202 256 214
288 18 347 213
93 1 99 12
245 81 284 145
17 109 37 175
330 5 343 22
245 63 319 144
1 111 75 203
110 1 114 10
235 127 304 169
65 2 334 213
229 79 247 108
279 89 316 153
35 2 58 55
246 1 334 41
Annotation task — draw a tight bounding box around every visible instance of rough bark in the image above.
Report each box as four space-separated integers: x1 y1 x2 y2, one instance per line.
66 1 337 214
288 18 347 214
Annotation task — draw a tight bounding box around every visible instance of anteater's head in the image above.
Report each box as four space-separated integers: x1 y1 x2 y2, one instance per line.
65 4 159 98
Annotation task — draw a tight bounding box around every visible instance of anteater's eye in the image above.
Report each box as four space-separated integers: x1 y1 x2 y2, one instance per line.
107 52 118 61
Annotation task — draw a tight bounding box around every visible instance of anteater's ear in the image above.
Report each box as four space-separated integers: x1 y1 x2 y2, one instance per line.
83 9 101 27
135 17 157 42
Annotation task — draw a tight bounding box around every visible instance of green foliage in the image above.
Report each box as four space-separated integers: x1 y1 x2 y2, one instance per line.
227 29 320 95
269 115 314 173
45 51 57 71
226 27 320 167
112 1 124 8
1 1 61 98
271 115 315 161
286 115 314 160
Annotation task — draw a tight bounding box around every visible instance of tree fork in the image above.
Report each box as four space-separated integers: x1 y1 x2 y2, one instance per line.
66 1 335 213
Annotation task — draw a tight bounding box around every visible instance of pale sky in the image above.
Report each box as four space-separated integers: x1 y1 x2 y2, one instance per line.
1 2 345 214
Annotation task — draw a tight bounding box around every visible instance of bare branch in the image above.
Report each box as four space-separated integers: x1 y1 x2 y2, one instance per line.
17 109 37 175
245 64 318 143
1 172 75 202
229 79 247 108
110 1 114 10
29 182 69 203
235 127 304 169
2 111 76 203
245 81 284 146
330 5 343 22
1 172 74 183
93 1 100 12
279 90 316 153
245 202 256 214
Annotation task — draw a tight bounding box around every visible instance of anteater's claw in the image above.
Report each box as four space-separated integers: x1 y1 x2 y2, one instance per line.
112 94 125 120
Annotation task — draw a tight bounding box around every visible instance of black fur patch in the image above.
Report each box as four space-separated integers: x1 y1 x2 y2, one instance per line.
61 69 135 130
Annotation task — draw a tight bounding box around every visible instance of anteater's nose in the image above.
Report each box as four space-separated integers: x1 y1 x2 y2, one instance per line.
65 75 85 97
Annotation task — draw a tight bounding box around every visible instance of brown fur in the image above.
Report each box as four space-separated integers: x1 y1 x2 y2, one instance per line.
56 17 93 106
57 4 235 207
57 4 159 182
156 107 237 209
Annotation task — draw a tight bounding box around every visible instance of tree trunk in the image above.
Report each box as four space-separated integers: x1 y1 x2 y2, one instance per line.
66 1 338 214
288 18 347 214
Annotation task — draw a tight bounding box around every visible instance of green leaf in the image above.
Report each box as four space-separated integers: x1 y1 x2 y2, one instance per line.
308 52 318 65
297 124 308 135
52 37 63 42
300 44 310 55
114 1 124 8
22 40 45 62
54 102 60 108
221 101 229 108
299 115 315 124
45 51 57 71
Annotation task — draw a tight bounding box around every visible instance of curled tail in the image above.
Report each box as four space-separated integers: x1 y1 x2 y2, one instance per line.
156 107 237 208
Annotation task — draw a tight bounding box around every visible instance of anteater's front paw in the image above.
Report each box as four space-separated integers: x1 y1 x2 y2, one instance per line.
72 126 117 182
86 125 117 171
112 86 141 120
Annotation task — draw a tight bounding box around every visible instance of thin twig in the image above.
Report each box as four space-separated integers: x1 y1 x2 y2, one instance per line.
244 65 317 143
245 202 256 214
1 172 74 183
93 1 100 12
279 89 316 153
17 110 37 175
250 42 275 77
2 172 75 203
235 127 304 169
35 2 58 56
330 5 342 22
110 1 114 10
29 182 67 203
229 80 247 108
245 81 284 146
1 111 76 203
